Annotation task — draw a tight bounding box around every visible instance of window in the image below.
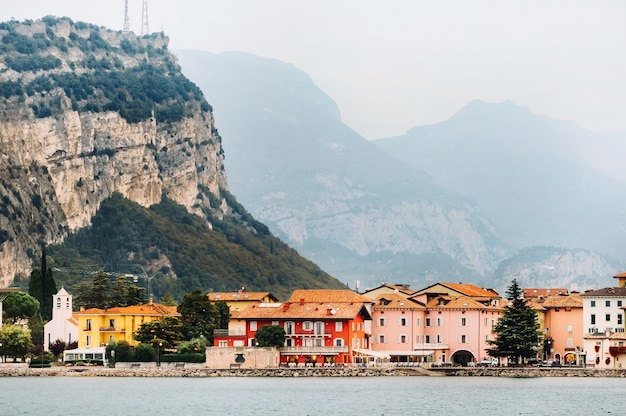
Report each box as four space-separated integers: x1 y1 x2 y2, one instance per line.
66 298 70 309
399 335 408 344
109 319 115 328
567 338 573 348
436 317 443 327
459 317 467 327
425 318 431 327
399 317 407 327
377 335 386 344
250 321 257 331
335 321 343 332
315 321 324 334
86 335 91 346
484 317 488 327
285 321 294 335
218 340 228 347
272 321 279 326
618 300 623 307
591 314 596 325
56 297 61 308
567 325 573 333
315 339 323 347
606 314 611 322
436 334 442 344
618 315 623 325
460 334 467 344
416 318 420 327
606 300 611 307
303 321 313 331
335 338 344 347
424 335 431 343
591 300 596 307
86 319 91 330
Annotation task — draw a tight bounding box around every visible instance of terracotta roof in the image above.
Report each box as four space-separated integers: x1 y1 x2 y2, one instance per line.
373 293 425 310
524 288 568 298
431 282 501 299
288 290 373 304
426 295 500 310
208 291 278 302
75 303 179 316
580 287 626 297
541 294 583 308
237 301 368 320
614 272 626 278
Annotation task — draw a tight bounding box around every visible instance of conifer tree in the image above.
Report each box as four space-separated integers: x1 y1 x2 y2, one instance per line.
487 279 540 364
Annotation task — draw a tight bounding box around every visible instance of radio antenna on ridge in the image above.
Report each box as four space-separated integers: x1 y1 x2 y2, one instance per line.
123 0 130 32
141 0 150 35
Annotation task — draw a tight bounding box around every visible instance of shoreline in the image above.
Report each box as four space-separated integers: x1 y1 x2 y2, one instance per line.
2 366 626 377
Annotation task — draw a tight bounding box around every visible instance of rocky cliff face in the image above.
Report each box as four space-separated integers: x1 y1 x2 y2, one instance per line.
0 18 227 286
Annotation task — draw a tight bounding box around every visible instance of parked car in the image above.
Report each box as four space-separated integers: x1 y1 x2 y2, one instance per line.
477 358 498 367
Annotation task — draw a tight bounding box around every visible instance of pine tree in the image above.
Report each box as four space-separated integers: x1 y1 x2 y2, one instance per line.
487 279 540 364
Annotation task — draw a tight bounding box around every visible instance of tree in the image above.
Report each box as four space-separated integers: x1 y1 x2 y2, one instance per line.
215 300 230 329
41 266 57 321
487 279 540 363
49 339 67 358
133 316 185 349
0 324 34 362
254 325 286 348
177 289 218 342
2 292 41 323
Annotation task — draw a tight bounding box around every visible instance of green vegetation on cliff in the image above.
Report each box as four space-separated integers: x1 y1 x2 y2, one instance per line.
47 193 344 301
0 17 211 123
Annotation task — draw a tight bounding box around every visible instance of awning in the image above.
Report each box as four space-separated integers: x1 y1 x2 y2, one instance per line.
352 349 391 359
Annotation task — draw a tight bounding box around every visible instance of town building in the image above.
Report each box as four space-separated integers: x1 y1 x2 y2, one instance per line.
209 289 279 346
581 273 626 368
43 287 78 351
223 289 373 366
540 292 584 365
73 301 180 349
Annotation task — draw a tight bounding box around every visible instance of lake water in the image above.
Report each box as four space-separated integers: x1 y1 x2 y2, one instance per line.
0 376 623 415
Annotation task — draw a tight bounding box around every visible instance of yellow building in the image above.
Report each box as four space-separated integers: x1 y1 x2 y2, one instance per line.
74 302 179 348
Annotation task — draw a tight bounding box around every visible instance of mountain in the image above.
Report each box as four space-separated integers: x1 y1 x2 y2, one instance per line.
0 18 343 299
374 99 626 258
175 50 512 291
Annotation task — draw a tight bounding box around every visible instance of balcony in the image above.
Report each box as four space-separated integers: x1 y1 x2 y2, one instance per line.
214 329 246 337
99 327 125 332
413 342 449 350
280 346 348 355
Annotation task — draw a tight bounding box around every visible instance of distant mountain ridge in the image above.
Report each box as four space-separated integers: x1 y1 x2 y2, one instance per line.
176 50 514 290
175 51 625 292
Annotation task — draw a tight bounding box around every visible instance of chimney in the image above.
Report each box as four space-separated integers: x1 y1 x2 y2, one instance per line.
283 302 290 312
326 308 333 315
300 298 305 305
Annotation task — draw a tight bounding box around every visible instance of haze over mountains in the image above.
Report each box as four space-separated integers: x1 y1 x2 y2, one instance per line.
175 50 625 293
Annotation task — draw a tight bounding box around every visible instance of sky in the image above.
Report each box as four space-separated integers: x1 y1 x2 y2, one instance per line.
2 1 625 140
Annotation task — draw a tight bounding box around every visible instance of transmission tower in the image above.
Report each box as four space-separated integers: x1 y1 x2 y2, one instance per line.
123 0 130 32
141 0 150 35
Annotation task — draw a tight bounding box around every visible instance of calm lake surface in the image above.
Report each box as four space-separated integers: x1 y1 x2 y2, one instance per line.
0 376 623 415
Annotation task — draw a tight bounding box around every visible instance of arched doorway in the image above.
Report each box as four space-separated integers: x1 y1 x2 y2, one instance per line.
451 350 475 366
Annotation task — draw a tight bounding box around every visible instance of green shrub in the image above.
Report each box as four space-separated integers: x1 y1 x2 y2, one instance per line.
162 353 205 363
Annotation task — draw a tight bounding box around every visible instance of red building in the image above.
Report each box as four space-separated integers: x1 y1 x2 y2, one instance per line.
222 290 373 366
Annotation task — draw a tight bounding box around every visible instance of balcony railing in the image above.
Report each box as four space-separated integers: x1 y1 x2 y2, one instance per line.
213 329 246 337
412 342 449 350
280 346 348 354
99 327 125 332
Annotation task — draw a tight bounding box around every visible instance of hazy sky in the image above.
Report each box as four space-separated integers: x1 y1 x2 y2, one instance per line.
2 1 625 139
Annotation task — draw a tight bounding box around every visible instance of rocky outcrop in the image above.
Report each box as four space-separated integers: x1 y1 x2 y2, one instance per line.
0 19 227 286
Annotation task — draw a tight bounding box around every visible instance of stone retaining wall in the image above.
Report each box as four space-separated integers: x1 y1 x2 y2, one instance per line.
1 366 625 377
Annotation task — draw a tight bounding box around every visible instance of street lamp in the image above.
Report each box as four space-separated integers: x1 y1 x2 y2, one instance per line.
157 342 162 367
